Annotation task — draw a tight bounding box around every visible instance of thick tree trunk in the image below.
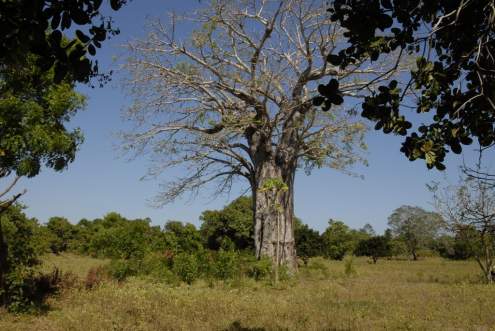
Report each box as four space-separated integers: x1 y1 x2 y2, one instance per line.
253 160 297 271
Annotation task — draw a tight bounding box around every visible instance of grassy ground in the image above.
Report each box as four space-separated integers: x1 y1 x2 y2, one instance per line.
39 253 110 278
1 255 494 330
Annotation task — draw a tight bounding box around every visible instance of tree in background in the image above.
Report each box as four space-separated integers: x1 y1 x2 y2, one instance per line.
432 156 495 282
85 213 164 260
388 206 443 260
321 0 495 170
355 235 391 263
321 219 361 260
164 221 204 254
294 219 322 264
46 217 76 254
200 196 253 251
122 0 400 269
359 223 376 237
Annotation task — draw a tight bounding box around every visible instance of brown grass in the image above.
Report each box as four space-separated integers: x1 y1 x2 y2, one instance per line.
1 255 494 330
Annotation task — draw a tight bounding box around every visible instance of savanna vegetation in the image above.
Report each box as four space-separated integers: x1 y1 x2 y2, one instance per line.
2 0 495 330
0 198 490 314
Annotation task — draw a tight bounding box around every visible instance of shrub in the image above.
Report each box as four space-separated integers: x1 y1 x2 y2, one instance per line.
2 267 69 313
0 205 46 312
245 256 272 281
172 253 200 284
305 257 330 278
85 266 110 289
106 259 138 282
212 250 239 280
343 255 356 277
140 253 169 276
139 253 179 284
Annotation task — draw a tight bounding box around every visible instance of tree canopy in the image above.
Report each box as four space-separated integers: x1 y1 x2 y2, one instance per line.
200 196 254 251
0 55 85 179
0 0 128 84
321 0 495 169
388 205 443 260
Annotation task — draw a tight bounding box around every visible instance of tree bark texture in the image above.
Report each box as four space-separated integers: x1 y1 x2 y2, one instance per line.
252 159 297 271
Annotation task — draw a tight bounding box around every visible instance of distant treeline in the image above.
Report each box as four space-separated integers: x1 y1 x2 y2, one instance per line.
0 197 479 312
9 197 475 263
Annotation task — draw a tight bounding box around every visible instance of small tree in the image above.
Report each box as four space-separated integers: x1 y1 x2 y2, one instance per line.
46 217 76 254
388 206 443 260
355 235 391 264
294 219 322 264
164 221 203 254
432 156 495 282
0 205 42 309
321 219 356 260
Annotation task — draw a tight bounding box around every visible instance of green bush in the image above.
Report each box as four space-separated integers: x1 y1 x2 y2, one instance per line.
245 256 272 281
212 250 239 280
139 253 179 284
172 253 200 284
2 266 37 312
0 205 49 312
304 257 330 278
106 259 138 281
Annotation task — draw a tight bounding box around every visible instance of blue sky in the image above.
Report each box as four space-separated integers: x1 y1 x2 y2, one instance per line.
16 0 481 234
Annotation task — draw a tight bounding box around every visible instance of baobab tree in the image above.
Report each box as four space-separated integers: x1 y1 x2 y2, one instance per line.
122 0 402 269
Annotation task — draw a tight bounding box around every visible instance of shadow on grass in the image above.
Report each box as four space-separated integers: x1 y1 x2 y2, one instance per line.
2 267 78 315
224 321 266 331
224 321 352 331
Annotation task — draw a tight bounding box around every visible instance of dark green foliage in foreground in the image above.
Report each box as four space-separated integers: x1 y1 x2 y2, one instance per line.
0 205 54 312
0 54 85 179
320 0 495 169
0 0 128 84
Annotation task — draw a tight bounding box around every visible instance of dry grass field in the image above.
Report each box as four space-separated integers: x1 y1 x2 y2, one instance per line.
1 255 494 331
